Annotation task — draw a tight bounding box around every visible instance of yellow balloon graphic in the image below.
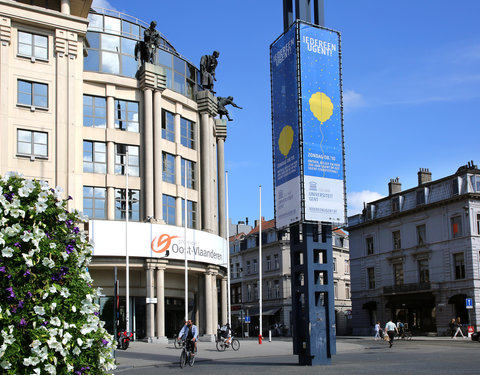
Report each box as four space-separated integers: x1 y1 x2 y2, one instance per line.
309 92 333 123
278 125 294 157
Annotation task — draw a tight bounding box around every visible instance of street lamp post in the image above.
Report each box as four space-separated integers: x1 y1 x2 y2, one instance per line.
125 150 130 335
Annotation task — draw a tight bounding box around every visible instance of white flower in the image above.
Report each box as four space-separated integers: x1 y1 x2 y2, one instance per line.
50 317 61 327
39 180 49 191
33 369 41 375
72 346 81 356
42 257 55 268
50 302 57 311
18 186 30 197
1 246 13 257
49 286 57 294
35 201 47 213
71 305 76 313
44 363 56 375
62 332 72 345
33 306 46 316
76 338 83 347
0 233 4 246
21 231 34 242
58 212 67 221
22 253 33 267
37 191 49 203
49 243 57 249
0 360 11 369
23 356 40 366
60 288 70 298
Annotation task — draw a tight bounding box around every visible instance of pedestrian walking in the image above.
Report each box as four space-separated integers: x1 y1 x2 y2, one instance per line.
453 317 465 338
374 321 381 340
385 319 398 348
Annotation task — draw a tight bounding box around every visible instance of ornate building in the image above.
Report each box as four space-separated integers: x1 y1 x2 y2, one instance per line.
0 0 230 342
348 163 480 335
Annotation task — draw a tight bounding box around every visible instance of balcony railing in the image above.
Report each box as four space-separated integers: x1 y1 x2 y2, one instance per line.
383 282 431 294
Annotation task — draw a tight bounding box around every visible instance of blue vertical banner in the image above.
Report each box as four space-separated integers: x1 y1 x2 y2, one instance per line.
299 23 345 223
271 25 301 228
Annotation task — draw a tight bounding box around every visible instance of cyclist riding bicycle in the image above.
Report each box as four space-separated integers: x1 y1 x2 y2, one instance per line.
220 323 232 345
178 319 198 355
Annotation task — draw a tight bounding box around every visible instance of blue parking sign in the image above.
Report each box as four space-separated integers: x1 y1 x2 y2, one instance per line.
245 316 251 323
466 298 473 309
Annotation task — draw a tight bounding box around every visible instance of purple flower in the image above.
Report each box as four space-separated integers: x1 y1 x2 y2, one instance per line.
42 321 48 326
65 244 74 254
68 195 73 201
7 274 12 279
14 242 21 248
3 193 13 202
11 307 17 313
73 227 80 234
66 219 73 228
23 269 31 277
45 231 52 239
6 287 15 298
19 318 27 327
18 300 24 308
102 339 109 345
94 312 99 316
0 266 5 273
25 291 32 299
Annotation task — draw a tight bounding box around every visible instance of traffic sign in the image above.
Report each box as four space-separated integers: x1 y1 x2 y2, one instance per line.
245 316 251 323
466 298 473 309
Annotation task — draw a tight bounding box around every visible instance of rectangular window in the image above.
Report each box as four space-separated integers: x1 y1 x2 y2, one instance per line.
452 178 459 195
334 282 338 299
114 100 139 132
180 117 195 149
344 259 350 274
477 213 480 235
83 95 106 128
114 188 140 221
247 284 252 301
162 152 175 183
18 31 48 60
416 224 426 246
367 267 375 289
392 230 401 249
115 144 139 176
83 186 106 219
266 281 272 299
333 257 337 272
266 256 271 271
345 283 350 299
17 129 47 158
83 141 106 174
394 263 404 285
416 189 425 205
274 254 279 269
451 216 462 238
274 280 280 298
253 283 258 300
454 253 465 279
162 110 175 142
418 259 429 283
253 259 258 273
366 236 374 255
17 80 48 109
162 194 176 225
391 196 400 212
246 261 251 275
181 158 196 189
181 199 197 229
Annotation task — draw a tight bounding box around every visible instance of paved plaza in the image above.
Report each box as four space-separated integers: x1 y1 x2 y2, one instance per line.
112 336 479 374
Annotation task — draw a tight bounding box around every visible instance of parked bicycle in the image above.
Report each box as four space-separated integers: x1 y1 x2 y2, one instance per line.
395 330 413 340
216 336 240 351
179 340 195 368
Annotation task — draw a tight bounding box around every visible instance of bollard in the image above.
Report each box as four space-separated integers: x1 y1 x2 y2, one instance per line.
269 330 272 342
258 334 263 344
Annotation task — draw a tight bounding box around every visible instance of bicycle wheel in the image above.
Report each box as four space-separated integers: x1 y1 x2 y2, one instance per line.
231 339 240 351
188 351 195 366
180 350 186 368
174 338 181 349
216 341 226 351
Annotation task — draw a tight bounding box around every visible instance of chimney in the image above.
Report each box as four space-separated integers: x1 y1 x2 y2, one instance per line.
245 217 249 225
388 177 401 196
418 168 432 185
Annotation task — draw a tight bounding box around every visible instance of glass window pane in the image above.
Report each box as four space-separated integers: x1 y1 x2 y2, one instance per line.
158 49 172 67
84 49 99 71
174 56 185 74
18 93 31 105
87 14 103 32
121 38 136 55
104 16 121 34
174 73 185 94
86 32 100 49
18 31 31 44
83 186 93 196
34 35 47 48
101 34 120 52
35 46 48 60
102 51 120 74
121 55 137 78
34 144 47 156
18 43 31 56
18 130 31 142
18 142 31 154
83 162 93 173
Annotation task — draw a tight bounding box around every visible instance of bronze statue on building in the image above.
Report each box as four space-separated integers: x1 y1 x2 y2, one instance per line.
217 96 243 121
200 51 219 93
135 21 161 65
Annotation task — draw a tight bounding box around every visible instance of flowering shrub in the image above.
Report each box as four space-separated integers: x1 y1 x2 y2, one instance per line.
0 172 115 374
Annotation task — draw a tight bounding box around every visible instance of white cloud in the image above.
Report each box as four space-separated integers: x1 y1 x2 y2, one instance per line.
342 89 366 112
92 0 117 11
347 190 384 216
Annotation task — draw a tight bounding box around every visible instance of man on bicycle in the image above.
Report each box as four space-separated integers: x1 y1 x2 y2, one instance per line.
178 319 198 355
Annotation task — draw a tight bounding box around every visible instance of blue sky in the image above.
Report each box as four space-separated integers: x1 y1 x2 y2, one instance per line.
93 0 480 225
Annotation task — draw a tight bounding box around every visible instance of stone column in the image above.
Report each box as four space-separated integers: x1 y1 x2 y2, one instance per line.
204 270 213 336
216 119 227 238
145 263 155 342
221 276 228 326
153 90 163 220
143 88 154 219
0 18 11 175
155 262 168 343
60 0 70 14
137 63 167 221
107 187 115 220
212 269 219 332
196 91 217 234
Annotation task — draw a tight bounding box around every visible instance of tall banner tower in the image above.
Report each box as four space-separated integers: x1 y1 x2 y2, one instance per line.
270 0 346 366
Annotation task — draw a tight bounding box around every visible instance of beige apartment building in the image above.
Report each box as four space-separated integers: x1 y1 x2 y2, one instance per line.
0 0 230 342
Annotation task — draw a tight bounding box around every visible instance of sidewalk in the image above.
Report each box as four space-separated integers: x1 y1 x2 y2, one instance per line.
112 335 472 373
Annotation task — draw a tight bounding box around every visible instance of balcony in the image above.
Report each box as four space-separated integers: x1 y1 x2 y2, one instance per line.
383 282 431 294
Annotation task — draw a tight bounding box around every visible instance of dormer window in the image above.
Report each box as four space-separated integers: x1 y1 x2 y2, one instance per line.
391 196 400 213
